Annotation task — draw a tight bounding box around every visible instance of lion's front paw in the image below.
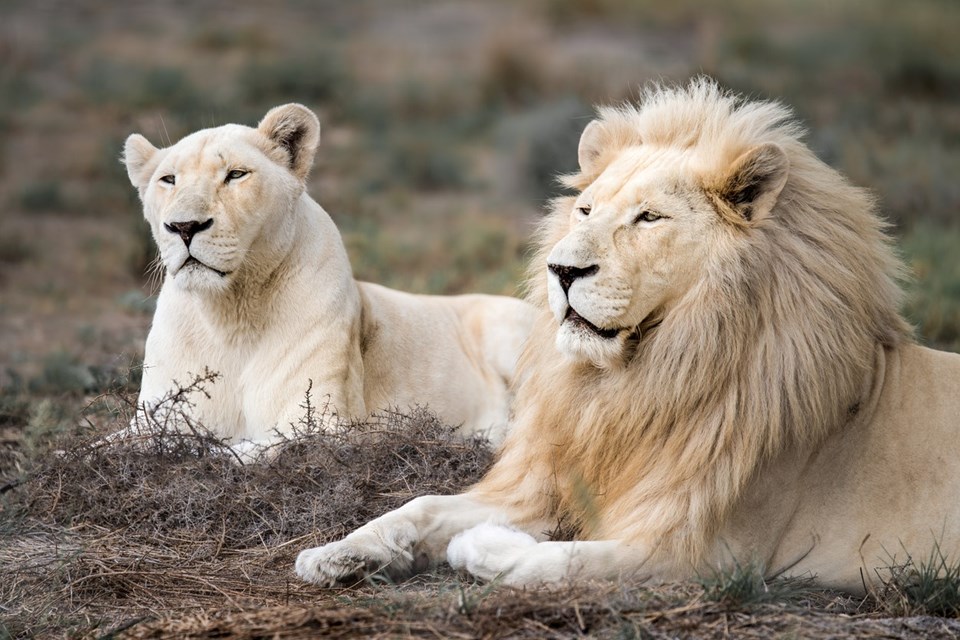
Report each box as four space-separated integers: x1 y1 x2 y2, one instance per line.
296 533 416 587
228 439 277 464
447 523 538 584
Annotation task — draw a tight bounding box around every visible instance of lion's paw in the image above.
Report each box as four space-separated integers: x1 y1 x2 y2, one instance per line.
228 439 276 464
295 540 385 587
447 523 537 583
295 536 412 587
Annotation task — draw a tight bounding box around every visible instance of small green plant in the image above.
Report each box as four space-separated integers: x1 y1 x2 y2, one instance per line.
699 558 813 607
876 541 960 617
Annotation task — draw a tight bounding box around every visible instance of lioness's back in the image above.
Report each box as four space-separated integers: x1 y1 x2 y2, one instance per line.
357 282 534 443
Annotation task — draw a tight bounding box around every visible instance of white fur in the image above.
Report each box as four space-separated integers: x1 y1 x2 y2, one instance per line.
447 523 538 582
125 105 535 447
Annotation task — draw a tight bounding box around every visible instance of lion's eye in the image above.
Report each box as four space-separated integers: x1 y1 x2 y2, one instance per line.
159 175 176 185
225 169 248 183
633 210 663 224
577 206 591 217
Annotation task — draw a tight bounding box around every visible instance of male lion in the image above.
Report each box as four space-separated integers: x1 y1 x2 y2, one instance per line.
124 104 534 448
295 80 960 593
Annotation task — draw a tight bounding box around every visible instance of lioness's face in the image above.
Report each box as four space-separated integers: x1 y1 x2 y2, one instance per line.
124 105 320 294
144 128 301 291
547 147 718 366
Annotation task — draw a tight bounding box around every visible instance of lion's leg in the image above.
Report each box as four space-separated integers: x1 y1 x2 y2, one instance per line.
295 493 544 586
447 523 650 587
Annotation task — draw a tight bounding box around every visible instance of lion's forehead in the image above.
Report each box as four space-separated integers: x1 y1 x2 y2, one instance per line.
164 126 262 175
587 147 694 206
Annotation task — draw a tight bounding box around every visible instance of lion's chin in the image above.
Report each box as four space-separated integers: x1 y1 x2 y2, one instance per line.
555 321 628 369
171 258 231 293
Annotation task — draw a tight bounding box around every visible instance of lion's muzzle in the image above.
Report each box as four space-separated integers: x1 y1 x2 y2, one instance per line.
564 307 621 339
547 262 620 339
164 218 213 248
548 263 599 295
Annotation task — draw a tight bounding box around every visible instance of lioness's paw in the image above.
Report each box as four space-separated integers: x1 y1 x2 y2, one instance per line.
447 523 537 583
295 539 404 587
228 439 278 464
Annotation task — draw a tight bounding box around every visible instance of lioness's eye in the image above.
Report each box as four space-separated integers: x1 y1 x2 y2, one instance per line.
634 210 663 224
159 175 175 185
225 169 248 182
577 206 591 217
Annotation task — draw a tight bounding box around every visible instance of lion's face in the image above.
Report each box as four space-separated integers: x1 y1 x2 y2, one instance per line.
547 148 716 366
547 120 789 368
140 128 300 293
124 104 320 293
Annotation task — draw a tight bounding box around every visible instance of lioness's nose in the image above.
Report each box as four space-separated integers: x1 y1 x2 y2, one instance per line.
164 218 213 247
548 263 599 295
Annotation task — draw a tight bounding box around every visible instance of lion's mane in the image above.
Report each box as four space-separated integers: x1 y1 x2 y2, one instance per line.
477 80 912 567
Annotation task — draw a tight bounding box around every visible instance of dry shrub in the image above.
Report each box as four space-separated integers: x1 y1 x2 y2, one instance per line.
0 376 493 637
22 376 491 544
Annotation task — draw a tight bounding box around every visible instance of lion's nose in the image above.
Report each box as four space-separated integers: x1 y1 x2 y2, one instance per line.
164 218 213 247
548 263 599 295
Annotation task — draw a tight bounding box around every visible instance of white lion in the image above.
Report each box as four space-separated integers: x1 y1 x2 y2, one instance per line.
295 80 960 594
123 104 534 448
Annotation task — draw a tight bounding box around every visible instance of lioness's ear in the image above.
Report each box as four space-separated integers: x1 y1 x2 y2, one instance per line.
577 120 607 175
123 134 159 191
712 143 789 224
258 103 320 181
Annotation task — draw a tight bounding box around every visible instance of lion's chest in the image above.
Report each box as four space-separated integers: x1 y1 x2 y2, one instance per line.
141 298 287 440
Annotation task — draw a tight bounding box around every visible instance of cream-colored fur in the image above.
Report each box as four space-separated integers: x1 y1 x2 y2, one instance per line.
295 80 960 594
124 104 534 447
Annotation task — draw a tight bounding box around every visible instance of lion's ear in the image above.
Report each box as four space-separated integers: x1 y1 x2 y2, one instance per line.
577 120 607 175
258 103 320 181
714 143 789 224
123 134 159 191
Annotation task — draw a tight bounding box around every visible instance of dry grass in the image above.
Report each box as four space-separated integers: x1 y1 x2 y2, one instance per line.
3 381 960 639
122 590 960 640
0 379 493 638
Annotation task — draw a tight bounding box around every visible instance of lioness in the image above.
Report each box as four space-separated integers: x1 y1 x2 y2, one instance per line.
124 104 534 447
296 80 960 594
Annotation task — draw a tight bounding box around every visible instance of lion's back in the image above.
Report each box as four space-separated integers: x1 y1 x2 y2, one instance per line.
357 282 534 443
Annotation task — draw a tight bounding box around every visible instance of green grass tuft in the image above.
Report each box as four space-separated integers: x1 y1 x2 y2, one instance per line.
877 541 960 618
699 558 814 607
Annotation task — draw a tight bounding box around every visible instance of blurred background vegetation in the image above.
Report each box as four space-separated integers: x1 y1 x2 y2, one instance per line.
1 0 958 450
